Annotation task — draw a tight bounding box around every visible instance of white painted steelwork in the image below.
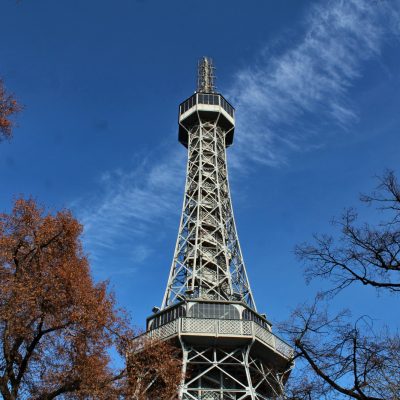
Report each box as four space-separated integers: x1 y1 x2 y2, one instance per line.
162 98 255 309
146 317 294 360
179 345 291 400
141 58 293 399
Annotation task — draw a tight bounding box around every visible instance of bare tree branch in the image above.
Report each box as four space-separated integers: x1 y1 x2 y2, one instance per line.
281 302 400 400
296 171 400 295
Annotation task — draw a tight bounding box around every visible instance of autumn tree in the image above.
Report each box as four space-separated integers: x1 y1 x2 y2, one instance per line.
283 171 400 400
0 198 183 399
0 80 21 141
127 337 182 400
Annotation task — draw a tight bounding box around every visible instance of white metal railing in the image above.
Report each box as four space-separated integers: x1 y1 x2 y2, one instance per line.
147 317 293 359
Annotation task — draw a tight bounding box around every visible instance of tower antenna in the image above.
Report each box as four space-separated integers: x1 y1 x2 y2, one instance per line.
197 56 216 93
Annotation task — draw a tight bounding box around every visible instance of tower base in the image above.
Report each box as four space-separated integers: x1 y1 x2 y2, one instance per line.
180 342 289 400
145 303 293 399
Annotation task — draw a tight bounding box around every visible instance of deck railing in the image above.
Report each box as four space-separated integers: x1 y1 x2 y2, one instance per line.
147 317 293 359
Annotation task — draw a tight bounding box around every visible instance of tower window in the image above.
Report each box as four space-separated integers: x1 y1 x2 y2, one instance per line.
189 303 240 320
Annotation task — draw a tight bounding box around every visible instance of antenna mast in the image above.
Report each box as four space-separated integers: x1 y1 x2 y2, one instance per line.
197 56 216 93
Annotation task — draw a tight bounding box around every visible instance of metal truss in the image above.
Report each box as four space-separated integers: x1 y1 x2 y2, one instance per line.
162 121 255 310
197 57 216 93
147 59 294 399
179 342 289 400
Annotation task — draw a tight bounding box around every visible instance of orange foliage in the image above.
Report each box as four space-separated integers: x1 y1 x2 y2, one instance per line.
127 337 182 400
0 198 132 399
0 80 21 141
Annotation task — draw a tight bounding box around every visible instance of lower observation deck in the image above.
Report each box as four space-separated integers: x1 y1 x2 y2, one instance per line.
145 317 293 367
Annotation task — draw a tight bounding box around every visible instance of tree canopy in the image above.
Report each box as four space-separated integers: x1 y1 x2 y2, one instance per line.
0 80 21 141
0 198 182 400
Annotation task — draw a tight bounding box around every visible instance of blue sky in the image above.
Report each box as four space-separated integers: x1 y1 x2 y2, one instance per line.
1 0 400 335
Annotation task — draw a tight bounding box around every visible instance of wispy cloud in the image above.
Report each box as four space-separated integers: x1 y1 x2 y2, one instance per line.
229 0 400 166
77 148 185 267
77 0 400 267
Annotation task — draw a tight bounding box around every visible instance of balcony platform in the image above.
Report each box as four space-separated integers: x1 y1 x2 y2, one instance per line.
144 317 293 369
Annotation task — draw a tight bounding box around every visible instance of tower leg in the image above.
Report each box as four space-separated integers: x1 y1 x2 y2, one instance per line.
179 341 287 400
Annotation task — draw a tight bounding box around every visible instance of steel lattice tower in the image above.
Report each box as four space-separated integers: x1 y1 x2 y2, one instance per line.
145 57 293 399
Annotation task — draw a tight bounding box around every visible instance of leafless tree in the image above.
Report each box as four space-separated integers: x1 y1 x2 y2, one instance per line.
296 170 400 295
282 301 400 400
282 171 400 399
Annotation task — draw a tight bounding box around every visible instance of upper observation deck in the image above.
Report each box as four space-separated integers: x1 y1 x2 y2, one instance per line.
178 92 235 148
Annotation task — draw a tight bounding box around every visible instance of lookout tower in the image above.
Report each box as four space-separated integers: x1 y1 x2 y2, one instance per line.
145 57 293 399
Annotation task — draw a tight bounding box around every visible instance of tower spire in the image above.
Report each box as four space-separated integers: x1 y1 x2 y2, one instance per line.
197 56 216 93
